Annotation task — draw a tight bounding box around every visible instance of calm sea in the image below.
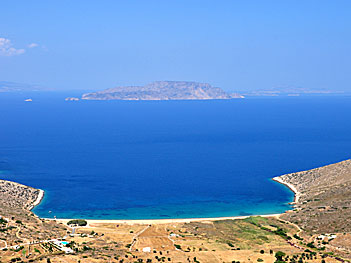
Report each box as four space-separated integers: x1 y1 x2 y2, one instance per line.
0 93 350 219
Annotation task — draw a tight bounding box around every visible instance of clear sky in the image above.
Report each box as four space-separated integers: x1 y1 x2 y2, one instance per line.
0 0 350 92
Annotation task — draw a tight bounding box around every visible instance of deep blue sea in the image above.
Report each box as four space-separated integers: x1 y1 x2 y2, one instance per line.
0 92 350 219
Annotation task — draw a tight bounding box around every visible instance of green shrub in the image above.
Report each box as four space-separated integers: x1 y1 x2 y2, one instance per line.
174 244 181 250
67 219 87 226
306 242 315 248
293 234 303 240
275 251 286 261
227 242 234 247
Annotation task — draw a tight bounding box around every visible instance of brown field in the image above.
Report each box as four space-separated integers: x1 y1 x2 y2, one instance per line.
41 217 346 263
1 212 348 262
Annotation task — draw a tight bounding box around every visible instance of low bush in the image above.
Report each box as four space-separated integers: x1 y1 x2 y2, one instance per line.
67 219 87 226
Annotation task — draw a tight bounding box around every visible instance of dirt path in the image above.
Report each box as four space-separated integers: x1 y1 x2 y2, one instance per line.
129 225 151 251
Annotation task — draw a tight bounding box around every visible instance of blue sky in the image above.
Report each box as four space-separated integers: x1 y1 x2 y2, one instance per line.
0 0 350 92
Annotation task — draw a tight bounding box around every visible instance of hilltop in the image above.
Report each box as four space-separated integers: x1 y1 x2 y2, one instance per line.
82 81 244 101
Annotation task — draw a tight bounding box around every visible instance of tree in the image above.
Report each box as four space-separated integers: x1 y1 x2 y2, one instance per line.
275 251 286 261
67 219 87 226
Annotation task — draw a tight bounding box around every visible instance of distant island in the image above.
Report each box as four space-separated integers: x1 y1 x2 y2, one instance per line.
243 87 346 97
65 97 79 101
0 81 48 92
81 81 244 101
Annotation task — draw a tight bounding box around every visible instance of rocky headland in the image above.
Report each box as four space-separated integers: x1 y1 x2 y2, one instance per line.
274 159 351 234
0 179 42 210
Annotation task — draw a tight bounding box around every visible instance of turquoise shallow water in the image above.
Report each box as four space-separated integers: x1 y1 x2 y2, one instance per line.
0 93 350 219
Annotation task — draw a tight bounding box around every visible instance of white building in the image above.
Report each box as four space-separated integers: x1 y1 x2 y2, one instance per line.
142 247 151 253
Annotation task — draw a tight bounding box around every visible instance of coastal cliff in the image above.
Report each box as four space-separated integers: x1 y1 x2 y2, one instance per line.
274 159 351 233
82 81 244 101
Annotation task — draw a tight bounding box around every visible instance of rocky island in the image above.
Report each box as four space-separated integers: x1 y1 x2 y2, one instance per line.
81 81 244 101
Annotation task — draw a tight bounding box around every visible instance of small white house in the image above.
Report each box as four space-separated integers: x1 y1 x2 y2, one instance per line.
317 234 337 241
142 247 151 253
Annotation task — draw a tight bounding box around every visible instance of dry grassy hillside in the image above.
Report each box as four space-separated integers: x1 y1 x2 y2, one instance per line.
278 159 351 233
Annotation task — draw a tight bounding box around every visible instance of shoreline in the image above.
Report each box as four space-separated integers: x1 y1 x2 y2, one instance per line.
272 176 300 204
52 213 282 226
29 189 44 211
16 178 297 224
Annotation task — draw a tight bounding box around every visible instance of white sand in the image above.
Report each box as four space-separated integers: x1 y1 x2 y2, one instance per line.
52 213 282 226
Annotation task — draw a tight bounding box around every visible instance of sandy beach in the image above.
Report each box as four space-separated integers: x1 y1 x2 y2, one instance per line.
52 213 282 226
